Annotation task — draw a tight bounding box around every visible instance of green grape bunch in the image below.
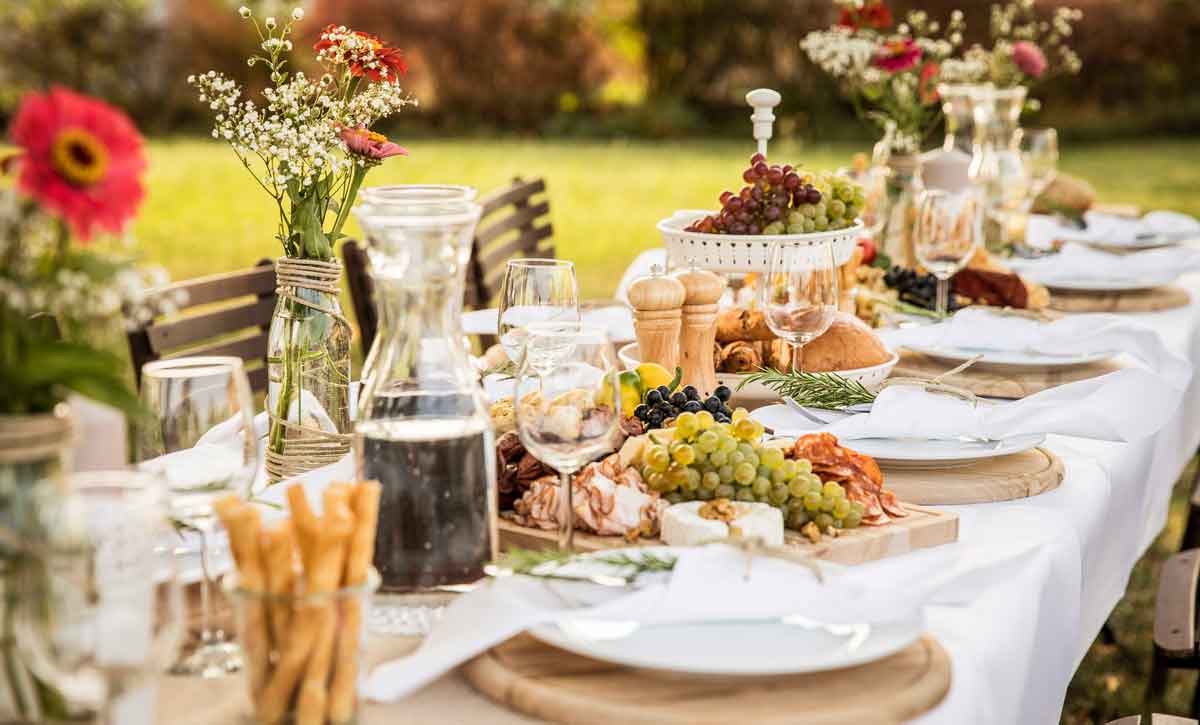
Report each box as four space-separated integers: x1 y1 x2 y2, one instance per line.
684 154 866 236
638 408 866 532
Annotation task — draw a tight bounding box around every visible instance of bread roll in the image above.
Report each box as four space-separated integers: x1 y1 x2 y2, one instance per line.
801 314 891 372
716 308 775 343
718 341 762 373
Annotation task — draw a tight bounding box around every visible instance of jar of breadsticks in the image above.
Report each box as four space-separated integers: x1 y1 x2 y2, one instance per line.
219 482 381 725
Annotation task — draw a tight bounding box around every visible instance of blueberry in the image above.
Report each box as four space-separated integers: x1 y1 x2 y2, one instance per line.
670 391 688 408
714 385 732 402
645 389 662 405
683 385 700 401
657 385 671 399
683 401 703 413
634 404 649 420
704 397 722 413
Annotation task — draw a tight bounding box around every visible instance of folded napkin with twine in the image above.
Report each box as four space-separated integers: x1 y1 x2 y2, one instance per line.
880 307 1192 390
1025 210 1200 250
1011 241 1200 287
755 367 1181 443
363 540 1037 704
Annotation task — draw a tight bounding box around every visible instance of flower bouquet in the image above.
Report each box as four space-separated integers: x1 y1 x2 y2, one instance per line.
802 0 966 156
191 7 416 481
1 87 166 721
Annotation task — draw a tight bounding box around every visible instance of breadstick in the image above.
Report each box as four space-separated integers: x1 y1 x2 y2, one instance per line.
295 491 354 725
214 497 271 698
262 521 296 648
287 484 320 570
328 481 381 722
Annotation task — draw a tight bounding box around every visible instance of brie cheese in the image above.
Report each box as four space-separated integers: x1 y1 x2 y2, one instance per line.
660 500 784 548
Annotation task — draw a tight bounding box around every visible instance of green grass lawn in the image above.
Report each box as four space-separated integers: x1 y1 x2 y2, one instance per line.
133 137 1200 723
136 137 1200 298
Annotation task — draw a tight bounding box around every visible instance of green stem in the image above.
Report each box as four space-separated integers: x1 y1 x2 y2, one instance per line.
268 309 299 457
329 165 367 241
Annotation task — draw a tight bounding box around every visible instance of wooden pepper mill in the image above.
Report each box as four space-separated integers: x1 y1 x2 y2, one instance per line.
627 265 686 372
673 267 725 395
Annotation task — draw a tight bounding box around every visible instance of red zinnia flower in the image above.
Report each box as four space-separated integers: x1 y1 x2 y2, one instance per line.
872 38 922 73
314 24 408 83
7 87 146 241
837 2 893 31
1011 41 1047 79
340 126 408 162
918 62 941 105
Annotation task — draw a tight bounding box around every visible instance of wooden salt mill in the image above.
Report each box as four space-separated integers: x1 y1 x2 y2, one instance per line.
673 267 724 395
627 265 686 372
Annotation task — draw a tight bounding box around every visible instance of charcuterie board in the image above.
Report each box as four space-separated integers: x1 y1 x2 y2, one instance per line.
1048 285 1190 313
883 447 1064 504
892 351 1122 399
499 503 958 567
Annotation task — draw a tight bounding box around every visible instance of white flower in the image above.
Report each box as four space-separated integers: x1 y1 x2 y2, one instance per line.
265 16 277 30
238 5 251 18
291 8 304 21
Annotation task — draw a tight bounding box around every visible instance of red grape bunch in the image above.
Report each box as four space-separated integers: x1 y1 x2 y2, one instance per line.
684 153 866 236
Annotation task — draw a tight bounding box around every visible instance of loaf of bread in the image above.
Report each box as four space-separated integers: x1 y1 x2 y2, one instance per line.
715 308 776 343
799 314 892 372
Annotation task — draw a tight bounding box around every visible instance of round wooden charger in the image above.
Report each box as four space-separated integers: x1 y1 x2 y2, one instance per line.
891 351 1122 399
1048 285 1190 313
462 632 951 725
883 447 1064 505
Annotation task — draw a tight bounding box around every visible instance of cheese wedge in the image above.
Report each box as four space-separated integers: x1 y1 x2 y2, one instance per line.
660 500 784 548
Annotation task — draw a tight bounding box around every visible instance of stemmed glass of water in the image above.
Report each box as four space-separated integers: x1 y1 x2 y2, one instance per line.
760 240 840 372
498 259 580 365
914 189 982 318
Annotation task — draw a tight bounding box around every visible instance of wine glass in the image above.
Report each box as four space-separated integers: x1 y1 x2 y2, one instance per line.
498 259 580 365
513 322 621 551
760 240 840 372
17 470 184 724
134 356 258 677
1020 127 1059 201
914 189 982 318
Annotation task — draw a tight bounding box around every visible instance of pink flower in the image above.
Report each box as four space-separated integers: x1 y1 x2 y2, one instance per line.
1011 41 1047 79
7 87 146 241
918 62 940 105
872 38 922 73
339 126 408 162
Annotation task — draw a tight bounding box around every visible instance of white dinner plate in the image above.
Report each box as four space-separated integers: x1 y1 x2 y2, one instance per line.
463 306 636 342
901 343 1116 369
1041 275 1178 293
522 548 923 677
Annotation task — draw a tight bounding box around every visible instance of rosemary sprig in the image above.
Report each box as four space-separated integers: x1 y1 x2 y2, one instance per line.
488 547 678 587
481 359 517 379
737 368 877 410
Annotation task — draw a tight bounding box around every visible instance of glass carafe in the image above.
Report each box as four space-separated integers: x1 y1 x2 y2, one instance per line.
972 86 1030 252
351 186 496 636
921 83 986 192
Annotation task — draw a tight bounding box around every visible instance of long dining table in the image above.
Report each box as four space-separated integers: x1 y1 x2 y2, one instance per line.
153 273 1200 725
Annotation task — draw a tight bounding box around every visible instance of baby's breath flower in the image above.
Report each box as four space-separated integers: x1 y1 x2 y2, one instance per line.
291 7 304 21
265 16 277 30
238 5 251 18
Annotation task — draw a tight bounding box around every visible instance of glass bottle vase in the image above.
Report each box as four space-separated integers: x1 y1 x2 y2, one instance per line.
351 186 496 636
876 153 925 269
265 258 353 482
972 86 1030 252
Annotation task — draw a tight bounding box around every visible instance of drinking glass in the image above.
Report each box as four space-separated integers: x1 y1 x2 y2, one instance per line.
17 470 184 724
914 189 982 317
134 356 258 677
1020 127 1059 201
513 322 621 551
498 259 580 365
760 240 840 372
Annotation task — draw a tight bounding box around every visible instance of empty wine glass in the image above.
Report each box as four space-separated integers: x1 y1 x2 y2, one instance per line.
134 356 258 677
914 189 982 317
1020 127 1059 201
498 259 580 365
761 240 840 372
17 470 184 724
513 322 621 551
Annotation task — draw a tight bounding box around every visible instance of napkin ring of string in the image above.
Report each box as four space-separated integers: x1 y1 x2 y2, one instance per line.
266 257 353 482
885 354 981 405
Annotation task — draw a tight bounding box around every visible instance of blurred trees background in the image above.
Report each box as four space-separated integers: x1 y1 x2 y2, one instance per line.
1 0 1197 140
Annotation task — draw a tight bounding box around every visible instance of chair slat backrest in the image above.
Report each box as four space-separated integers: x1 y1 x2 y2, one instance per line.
127 259 276 393
342 177 555 355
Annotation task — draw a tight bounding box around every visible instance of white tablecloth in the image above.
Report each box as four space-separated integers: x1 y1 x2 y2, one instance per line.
256 275 1200 725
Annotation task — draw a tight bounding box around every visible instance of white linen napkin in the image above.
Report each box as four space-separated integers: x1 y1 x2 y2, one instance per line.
806 368 1180 442
363 541 1037 703
1010 241 1200 287
1025 210 1200 250
881 307 1192 389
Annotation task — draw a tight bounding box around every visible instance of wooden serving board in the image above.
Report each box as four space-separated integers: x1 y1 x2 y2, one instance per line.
892 350 1123 399
883 447 1064 505
500 503 957 566
462 632 952 725
1048 285 1190 313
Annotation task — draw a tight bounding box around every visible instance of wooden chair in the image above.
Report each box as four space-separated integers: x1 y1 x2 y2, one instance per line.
342 176 554 354
127 259 276 393
1109 715 1198 725
1147 548 1200 716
